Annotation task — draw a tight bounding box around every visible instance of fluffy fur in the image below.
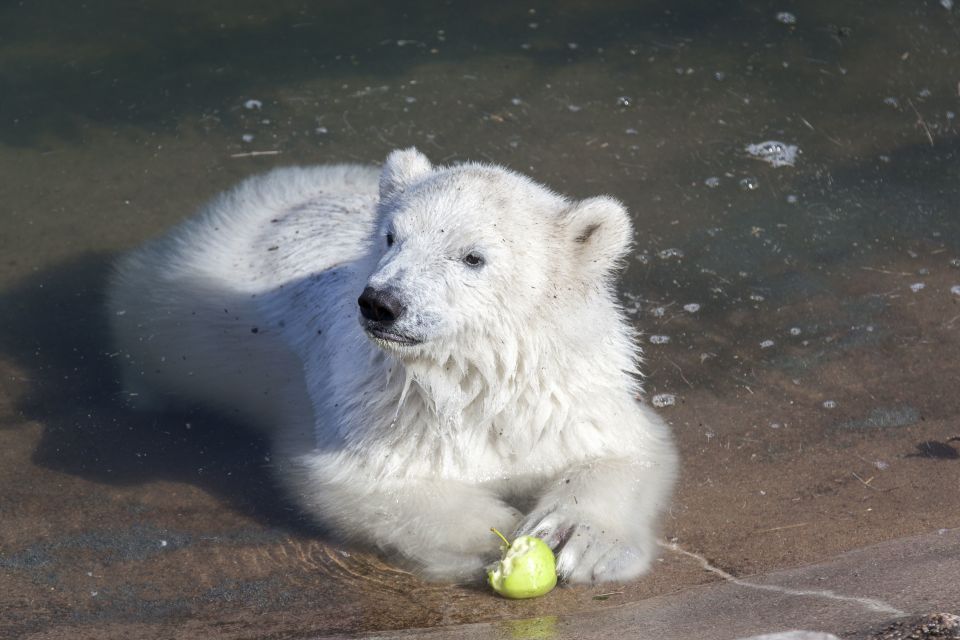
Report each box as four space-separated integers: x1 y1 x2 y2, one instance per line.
108 148 678 583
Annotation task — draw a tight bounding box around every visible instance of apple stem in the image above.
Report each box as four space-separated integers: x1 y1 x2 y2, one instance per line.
490 527 511 548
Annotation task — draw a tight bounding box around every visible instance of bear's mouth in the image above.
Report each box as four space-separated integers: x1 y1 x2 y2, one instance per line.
364 325 423 347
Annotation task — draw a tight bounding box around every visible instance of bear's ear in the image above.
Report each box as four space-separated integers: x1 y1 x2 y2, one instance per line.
379 147 432 201
562 196 633 279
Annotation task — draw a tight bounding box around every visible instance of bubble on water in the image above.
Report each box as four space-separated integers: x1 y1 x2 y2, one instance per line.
769 422 782 429
875 460 890 470
651 393 676 408
950 259 960 268
786 194 799 204
883 96 899 107
789 327 802 336
910 282 926 292
650 306 666 318
241 134 254 143
315 126 329 135
616 96 632 107
776 11 797 24
704 176 721 188
951 285 960 296
941 0 954 9
760 339 775 349
567 42 579 50
745 141 799 167
948 111 956 120
567 104 582 113
244 99 263 110
739 177 760 191
714 71 726 81
625 127 639 135
649 335 671 345
404 96 417 104
822 400 837 409
635 252 651 264
658 248 685 259
683 303 701 313
511 97 523 106
750 293 766 302
918 88 932 98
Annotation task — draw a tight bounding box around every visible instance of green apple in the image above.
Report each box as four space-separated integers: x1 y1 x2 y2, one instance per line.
487 528 558 599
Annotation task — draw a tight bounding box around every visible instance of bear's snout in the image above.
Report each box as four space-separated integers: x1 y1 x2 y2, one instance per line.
358 286 406 325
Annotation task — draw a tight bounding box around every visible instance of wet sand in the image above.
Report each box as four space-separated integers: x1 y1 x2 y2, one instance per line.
2 1 959 638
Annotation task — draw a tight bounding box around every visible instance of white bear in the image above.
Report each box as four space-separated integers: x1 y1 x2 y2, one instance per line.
108 148 677 583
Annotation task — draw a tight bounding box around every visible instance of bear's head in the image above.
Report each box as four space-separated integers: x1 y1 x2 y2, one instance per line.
357 147 634 363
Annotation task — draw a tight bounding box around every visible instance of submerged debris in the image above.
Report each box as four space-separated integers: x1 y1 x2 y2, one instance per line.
866 612 960 640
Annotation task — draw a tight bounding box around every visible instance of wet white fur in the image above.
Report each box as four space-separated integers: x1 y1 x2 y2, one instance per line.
108 149 677 583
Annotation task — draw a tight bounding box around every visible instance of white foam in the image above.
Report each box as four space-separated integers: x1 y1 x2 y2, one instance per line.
745 141 799 167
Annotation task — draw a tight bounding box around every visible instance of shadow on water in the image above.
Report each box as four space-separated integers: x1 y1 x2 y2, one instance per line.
0 252 310 532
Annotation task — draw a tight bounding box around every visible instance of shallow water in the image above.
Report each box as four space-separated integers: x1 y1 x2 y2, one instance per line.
2 1 960 638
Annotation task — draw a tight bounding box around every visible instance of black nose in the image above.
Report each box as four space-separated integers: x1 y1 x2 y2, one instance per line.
358 286 406 324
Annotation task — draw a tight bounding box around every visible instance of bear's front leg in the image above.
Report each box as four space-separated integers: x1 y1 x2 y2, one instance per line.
514 457 673 583
284 459 522 581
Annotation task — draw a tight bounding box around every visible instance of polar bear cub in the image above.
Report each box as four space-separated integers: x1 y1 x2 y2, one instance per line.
108 148 677 583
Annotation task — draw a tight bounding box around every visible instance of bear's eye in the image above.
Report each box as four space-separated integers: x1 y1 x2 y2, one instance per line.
386 232 395 248
462 252 485 268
